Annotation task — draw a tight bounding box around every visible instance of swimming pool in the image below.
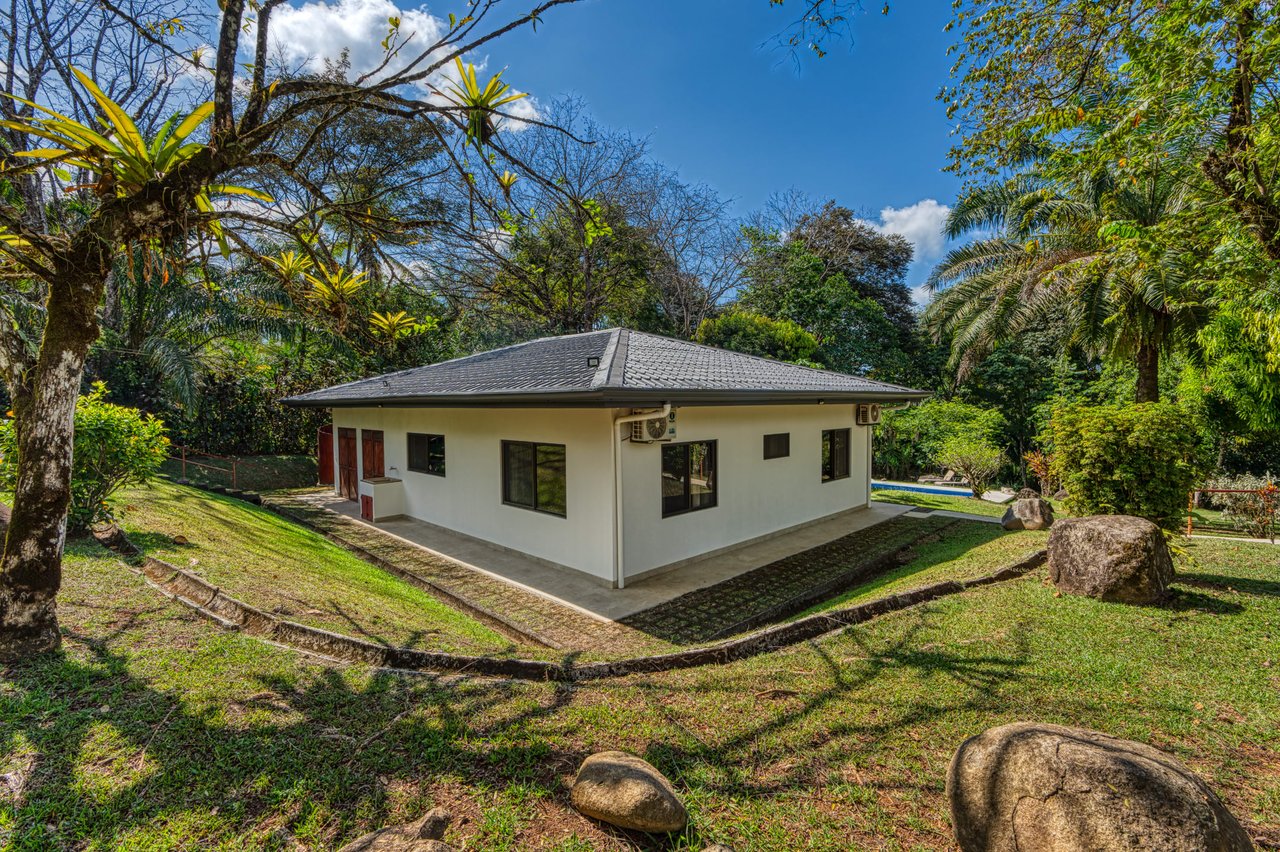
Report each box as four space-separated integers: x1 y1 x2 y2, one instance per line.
871 480 973 497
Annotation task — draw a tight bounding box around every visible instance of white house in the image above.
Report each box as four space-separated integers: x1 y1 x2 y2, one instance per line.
286 328 928 588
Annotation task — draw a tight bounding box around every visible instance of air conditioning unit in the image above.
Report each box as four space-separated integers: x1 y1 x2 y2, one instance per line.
856 403 882 426
630 409 677 442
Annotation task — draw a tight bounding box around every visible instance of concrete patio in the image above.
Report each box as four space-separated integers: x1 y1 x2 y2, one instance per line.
293 490 914 621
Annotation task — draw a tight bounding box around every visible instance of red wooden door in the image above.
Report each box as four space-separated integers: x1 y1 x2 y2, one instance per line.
361 429 385 479
337 428 357 500
317 424 334 485
360 494 374 521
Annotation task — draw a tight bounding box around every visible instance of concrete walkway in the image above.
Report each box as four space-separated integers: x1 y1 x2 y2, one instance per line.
288 491 912 620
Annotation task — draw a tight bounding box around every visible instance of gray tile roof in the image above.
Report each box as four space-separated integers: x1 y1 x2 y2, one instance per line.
285 328 929 407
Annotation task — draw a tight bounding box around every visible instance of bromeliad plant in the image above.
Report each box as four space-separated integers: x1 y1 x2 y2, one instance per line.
0 68 271 255
440 57 528 147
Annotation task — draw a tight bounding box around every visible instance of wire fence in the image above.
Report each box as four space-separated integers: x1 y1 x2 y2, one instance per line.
1186 485 1278 543
164 446 319 492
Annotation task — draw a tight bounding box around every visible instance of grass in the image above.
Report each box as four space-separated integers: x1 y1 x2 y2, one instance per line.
2 503 1276 848
115 480 510 655
160 454 318 492
798 523 1051 615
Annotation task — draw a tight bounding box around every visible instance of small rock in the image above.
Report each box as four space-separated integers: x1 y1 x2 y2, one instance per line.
1053 489 1068 500
172 534 190 546
703 845 737 852
570 751 688 833
947 722 1254 851
1048 515 1174 604
337 808 453 852
1000 498 1055 531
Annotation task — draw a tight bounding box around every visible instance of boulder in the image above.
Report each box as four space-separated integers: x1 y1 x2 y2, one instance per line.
1001 498 1055 531
947 722 1254 852
338 807 453 852
1053 489 1069 501
570 751 688 833
1014 487 1041 500
1048 515 1174 604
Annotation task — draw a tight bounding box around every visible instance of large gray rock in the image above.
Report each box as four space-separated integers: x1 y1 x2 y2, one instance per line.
947 722 1254 852
1001 498 1055 531
570 751 688 833
338 808 452 852
1048 515 1174 604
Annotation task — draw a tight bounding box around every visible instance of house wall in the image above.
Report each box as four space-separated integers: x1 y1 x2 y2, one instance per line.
328 402 872 587
330 407 617 582
618 404 870 579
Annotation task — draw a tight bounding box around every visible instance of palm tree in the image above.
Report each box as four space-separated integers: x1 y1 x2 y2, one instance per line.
926 165 1209 402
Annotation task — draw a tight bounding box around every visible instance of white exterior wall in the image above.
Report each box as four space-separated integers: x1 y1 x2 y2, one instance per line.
618 404 870 579
331 407 617 582
329 403 871 586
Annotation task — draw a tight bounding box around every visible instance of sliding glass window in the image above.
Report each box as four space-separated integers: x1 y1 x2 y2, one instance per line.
821 428 851 482
502 441 566 517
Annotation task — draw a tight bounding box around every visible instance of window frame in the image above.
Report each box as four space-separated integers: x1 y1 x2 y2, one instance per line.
661 439 718 518
821 428 851 483
501 440 567 518
407 432 446 477
763 432 791 460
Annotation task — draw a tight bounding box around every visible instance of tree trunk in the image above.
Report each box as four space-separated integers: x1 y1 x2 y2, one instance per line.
0 268 105 661
1135 342 1160 403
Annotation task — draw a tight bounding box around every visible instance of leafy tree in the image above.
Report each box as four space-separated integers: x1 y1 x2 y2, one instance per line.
874 400 1003 481
694 312 820 364
739 233 921 382
0 385 167 532
0 0 585 659
1049 402 1204 527
935 435 1004 498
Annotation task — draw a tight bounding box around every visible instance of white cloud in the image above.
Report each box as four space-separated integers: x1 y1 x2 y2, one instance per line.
868 198 950 264
265 0 445 83
255 0 538 124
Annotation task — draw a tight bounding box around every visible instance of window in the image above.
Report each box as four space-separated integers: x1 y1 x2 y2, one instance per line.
502 441 566 517
822 428 851 482
407 433 446 476
662 440 717 517
763 433 790 460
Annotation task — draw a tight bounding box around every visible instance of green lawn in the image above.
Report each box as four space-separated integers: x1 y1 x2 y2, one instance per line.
115 480 509 655
2 509 1276 849
160 454 318 492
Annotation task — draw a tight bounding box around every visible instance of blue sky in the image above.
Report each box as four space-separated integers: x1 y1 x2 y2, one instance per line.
491 0 962 291
261 0 960 293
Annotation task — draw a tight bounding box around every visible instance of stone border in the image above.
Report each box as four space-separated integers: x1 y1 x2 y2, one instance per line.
102 521 1046 682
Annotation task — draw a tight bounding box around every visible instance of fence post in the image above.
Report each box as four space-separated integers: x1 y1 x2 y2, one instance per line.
181 446 187 481
1185 491 1194 537
232 459 238 490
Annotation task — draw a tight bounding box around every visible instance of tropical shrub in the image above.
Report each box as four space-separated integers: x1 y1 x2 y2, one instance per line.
1049 402 1203 527
875 400 1004 481
0 384 169 532
1023 449 1057 496
694 312 821 365
935 435 1004 498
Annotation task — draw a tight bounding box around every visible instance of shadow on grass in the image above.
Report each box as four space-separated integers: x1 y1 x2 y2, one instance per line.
0 616 706 850
1178 572 1280 599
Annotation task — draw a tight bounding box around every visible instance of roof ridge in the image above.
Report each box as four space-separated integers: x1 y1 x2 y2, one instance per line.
590 328 622 389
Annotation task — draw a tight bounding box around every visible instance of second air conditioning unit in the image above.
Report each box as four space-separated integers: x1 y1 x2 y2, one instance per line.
630 409 677 442
855 403 882 426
